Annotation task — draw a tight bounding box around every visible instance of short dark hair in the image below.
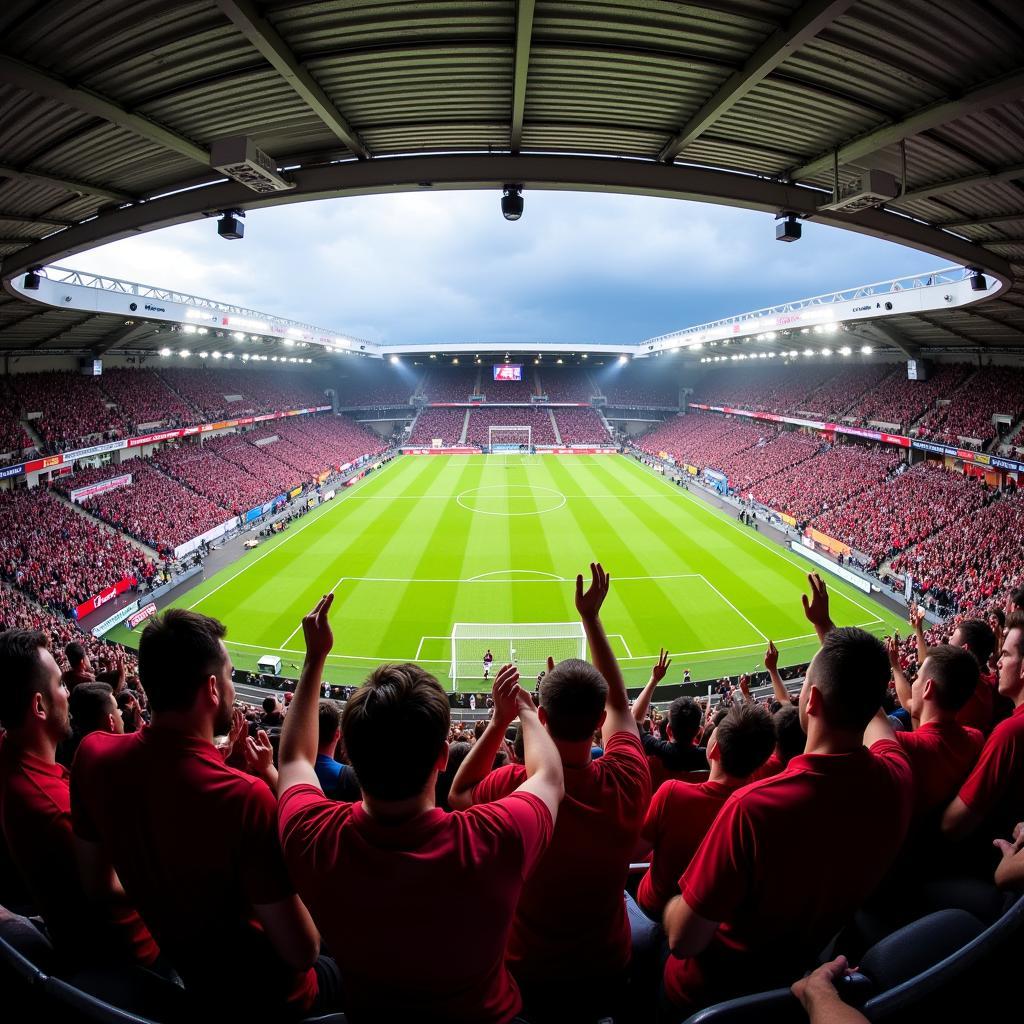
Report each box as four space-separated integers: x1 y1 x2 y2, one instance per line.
138 609 228 713
0 630 50 729
1004 611 1024 656
262 696 277 715
69 682 115 737
474 719 487 740
669 696 702 745
66 642 87 669
921 644 980 712
715 704 775 778
538 658 607 741
811 627 890 732
1010 584 1024 610
318 699 341 746
342 663 450 800
773 705 806 762
955 619 996 669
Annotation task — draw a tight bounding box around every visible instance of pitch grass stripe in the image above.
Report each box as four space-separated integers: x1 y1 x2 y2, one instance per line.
327 457 464 661
185 455 406 611
544 458 662 658
623 456 885 627
508 459 562 630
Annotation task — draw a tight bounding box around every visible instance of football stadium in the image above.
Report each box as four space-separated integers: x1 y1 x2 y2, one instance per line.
1 3 1024 1023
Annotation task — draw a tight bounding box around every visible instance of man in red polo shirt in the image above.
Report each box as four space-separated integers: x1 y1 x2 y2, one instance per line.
71 610 325 1017
637 703 775 920
0 630 155 967
450 563 652 1021
661 576 913 1015
942 611 1024 861
276 594 563 1024
865 643 982 822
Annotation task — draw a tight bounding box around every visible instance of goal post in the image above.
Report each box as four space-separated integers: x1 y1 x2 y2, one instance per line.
450 622 586 688
488 425 532 453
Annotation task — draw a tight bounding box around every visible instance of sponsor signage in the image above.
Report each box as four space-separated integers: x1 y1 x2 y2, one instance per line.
69 473 132 503
127 602 158 630
791 541 872 594
0 462 25 479
90 599 141 637
74 575 137 621
288 485 303 499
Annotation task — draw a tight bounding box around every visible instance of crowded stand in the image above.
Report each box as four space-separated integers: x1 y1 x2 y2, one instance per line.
408 406 467 445
536 366 595 401
916 365 1024 448
714 428 822 493
98 368 201 431
152 442 275 513
0 581 138 678
156 368 325 420
636 412 768 468
601 374 680 408
53 460 230 556
485 366 537 402
813 461 993 568
851 361 971 428
0 383 32 458
749 443 901 523
420 365 481 402
0 488 153 615
465 406 557 446
204 433 300 495
552 407 612 445
892 487 1024 616
8 371 126 452
690 363 839 415
797 362 899 419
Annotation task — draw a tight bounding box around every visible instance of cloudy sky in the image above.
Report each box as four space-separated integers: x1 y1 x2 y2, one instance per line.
77 190 942 346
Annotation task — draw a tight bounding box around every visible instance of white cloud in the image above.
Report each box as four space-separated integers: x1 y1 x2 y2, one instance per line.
76 190 941 345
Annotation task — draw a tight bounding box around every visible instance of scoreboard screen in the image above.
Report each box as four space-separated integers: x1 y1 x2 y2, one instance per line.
493 364 522 381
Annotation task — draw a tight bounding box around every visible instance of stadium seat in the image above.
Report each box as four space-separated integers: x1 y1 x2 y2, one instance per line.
681 986 802 1024
858 894 1024 1019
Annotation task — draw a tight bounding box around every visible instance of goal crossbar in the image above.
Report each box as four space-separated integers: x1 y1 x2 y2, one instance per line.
450 621 586 686
488 425 532 452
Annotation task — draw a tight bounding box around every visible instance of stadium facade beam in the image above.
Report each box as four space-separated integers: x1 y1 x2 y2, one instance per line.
0 154 1012 296
214 0 371 160
510 0 537 153
658 0 857 163
789 68 1024 181
0 211 73 227
899 162 1024 204
0 162 133 203
0 57 209 166
28 313 97 350
92 322 154 355
852 321 920 358
935 212 1024 229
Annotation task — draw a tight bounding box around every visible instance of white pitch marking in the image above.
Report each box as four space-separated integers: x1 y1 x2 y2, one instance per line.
629 459 885 625
186 455 404 611
467 569 566 581
698 574 770 643
278 574 347 648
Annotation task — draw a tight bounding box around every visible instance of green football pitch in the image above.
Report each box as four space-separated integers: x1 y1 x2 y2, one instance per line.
109 453 906 690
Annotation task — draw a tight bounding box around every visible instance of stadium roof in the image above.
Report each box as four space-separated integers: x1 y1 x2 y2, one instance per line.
1 0 1023 356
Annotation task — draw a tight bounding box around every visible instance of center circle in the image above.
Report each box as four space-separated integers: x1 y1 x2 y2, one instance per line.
456 484 567 516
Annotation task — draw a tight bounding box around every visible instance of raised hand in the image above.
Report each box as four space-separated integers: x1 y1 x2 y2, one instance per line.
515 685 540 719
492 663 521 727
546 655 555 674
801 573 833 637
884 634 901 668
764 640 779 673
244 728 274 778
651 648 672 684
575 562 610 622
908 602 926 632
302 592 335 662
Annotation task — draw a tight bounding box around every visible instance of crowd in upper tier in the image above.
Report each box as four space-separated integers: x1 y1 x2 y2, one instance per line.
1 567 1022 1024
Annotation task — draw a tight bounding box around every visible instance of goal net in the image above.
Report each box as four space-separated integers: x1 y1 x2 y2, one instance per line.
450 622 586 686
488 425 532 453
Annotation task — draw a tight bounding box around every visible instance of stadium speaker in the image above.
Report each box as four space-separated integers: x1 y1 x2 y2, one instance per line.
969 270 987 292
501 185 524 221
217 210 245 240
776 215 801 242
23 269 41 290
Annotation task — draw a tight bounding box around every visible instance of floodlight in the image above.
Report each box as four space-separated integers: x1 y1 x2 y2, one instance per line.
217 210 245 240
